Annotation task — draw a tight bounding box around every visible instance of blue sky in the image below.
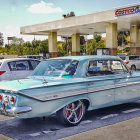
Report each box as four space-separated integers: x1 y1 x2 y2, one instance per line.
0 0 140 44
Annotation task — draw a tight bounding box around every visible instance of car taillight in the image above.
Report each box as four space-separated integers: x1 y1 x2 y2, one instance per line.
125 61 129 64
10 96 16 104
0 71 6 75
0 95 2 102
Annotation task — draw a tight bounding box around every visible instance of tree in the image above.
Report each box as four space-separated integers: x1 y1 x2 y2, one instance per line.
60 38 72 56
0 32 4 46
80 36 85 45
22 42 32 55
57 41 65 56
0 45 7 54
94 34 102 42
31 40 41 55
86 39 97 55
9 37 24 55
11 36 24 45
80 35 105 55
62 11 75 18
118 31 130 46
39 40 48 57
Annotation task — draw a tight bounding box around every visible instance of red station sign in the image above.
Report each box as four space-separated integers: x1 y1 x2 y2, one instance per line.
115 5 140 17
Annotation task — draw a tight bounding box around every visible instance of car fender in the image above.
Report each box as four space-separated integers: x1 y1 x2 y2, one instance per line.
52 95 91 114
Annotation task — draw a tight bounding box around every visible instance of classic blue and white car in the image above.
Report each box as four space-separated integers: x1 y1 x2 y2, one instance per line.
0 55 140 126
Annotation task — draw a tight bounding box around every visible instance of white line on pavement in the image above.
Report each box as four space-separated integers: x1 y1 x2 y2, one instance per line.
122 108 140 113
80 120 92 125
101 114 118 120
42 130 53 134
29 132 41 137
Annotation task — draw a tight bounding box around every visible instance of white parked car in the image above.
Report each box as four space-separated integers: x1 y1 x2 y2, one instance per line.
0 58 40 80
119 55 140 71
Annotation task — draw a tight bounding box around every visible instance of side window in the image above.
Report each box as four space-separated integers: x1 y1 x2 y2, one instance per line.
32 56 37 59
28 56 32 58
129 56 139 60
8 61 30 71
87 60 127 77
87 60 113 76
30 60 40 70
110 60 126 74
8 61 16 71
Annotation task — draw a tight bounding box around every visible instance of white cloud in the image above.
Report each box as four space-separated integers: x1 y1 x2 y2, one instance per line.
27 1 63 14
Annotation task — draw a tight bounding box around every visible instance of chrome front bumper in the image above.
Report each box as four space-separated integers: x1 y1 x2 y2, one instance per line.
0 104 32 116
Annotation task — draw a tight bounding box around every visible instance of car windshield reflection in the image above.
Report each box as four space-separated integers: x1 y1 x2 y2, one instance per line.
31 59 79 77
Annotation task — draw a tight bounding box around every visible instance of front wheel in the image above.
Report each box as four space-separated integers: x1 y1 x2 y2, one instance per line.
57 100 86 126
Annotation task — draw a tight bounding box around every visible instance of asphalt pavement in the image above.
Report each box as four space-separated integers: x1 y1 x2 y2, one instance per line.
0 101 140 140
60 117 140 140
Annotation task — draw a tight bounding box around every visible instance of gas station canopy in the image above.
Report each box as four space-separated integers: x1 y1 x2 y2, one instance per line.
20 3 140 57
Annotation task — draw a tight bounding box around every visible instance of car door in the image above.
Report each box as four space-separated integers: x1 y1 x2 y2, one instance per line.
124 70 140 101
136 56 140 69
8 60 31 79
110 60 128 104
86 59 116 108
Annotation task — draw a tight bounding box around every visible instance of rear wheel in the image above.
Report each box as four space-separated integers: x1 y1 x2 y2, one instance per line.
131 65 136 71
57 100 86 126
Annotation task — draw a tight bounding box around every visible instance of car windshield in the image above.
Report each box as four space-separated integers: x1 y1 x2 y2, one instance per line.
31 59 79 77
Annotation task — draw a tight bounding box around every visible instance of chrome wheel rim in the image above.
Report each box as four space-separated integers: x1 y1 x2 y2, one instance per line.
65 100 84 124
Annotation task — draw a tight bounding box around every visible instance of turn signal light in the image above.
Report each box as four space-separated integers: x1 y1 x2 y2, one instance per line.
10 96 16 104
0 95 2 101
0 71 6 75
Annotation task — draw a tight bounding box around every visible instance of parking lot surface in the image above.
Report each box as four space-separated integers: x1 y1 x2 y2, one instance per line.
0 101 140 140
60 117 140 140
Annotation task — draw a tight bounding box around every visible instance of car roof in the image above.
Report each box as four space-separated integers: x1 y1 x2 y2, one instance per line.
53 55 120 61
0 58 40 63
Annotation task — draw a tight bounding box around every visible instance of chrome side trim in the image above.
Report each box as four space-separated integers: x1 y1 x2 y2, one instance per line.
36 81 140 101
127 81 140 86
88 85 115 93
36 88 87 101
36 85 115 101
115 83 127 88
